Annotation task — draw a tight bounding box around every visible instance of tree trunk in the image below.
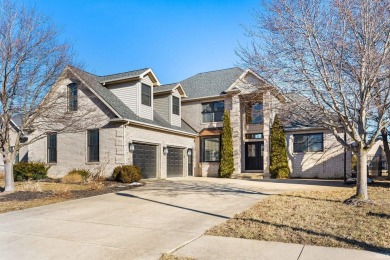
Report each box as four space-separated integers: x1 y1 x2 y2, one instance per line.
356 145 368 200
4 159 14 192
381 128 390 180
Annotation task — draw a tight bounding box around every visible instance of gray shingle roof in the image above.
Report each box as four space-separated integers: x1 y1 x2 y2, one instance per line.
180 67 244 99
98 68 149 83
154 83 178 94
69 66 196 135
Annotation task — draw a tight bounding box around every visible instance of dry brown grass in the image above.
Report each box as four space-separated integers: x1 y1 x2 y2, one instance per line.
207 182 390 253
61 173 84 184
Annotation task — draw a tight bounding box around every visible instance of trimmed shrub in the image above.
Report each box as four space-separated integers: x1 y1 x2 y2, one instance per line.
270 115 290 179
219 110 235 178
112 165 142 183
13 162 49 181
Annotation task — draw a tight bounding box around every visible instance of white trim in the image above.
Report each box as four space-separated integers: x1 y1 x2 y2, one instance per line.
110 118 198 137
140 68 161 86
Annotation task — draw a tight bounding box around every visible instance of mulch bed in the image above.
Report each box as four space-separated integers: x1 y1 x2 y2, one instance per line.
0 181 145 202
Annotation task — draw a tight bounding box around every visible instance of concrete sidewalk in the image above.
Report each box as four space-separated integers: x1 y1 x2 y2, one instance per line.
171 235 390 260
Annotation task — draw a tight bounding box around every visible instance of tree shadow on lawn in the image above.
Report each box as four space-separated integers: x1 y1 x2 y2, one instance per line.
240 218 390 254
278 194 345 203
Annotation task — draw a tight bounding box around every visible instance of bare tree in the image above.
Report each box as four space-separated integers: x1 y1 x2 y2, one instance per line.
0 1 94 192
238 0 390 200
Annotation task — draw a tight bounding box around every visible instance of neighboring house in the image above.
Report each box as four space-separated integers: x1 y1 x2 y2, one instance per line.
15 66 351 179
367 139 389 176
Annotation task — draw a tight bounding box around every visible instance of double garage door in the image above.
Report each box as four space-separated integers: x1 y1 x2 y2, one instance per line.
132 143 184 178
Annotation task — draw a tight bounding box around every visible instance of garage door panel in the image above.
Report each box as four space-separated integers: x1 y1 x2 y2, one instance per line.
167 147 183 177
133 143 157 179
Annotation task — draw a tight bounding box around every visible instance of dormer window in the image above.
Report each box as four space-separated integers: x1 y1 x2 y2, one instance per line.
141 83 151 106
172 96 180 115
67 83 78 111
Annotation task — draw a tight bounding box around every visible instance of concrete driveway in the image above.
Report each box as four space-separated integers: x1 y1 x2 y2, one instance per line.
0 177 345 260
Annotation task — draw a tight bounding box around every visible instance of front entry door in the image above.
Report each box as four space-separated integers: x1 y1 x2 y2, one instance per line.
245 142 264 170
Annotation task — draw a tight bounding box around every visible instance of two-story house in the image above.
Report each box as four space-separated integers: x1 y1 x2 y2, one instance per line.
24 66 197 179
180 68 351 178
14 66 350 179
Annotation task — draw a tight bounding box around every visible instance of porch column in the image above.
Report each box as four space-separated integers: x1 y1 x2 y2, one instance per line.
263 91 271 176
229 94 242 174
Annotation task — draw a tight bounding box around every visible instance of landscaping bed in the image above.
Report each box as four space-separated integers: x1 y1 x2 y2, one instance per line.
0 179 144 214
206 181 390 253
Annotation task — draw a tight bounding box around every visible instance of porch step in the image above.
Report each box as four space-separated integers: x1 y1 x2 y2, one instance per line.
232 173 264 180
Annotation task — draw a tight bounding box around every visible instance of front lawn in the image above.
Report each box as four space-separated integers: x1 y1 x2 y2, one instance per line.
207 182 390 253
0 177 143 214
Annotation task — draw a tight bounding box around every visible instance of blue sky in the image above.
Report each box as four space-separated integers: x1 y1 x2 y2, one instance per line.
24 0 259 83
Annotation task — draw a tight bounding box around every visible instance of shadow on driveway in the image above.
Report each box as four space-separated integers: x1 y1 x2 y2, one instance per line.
116 192 230 219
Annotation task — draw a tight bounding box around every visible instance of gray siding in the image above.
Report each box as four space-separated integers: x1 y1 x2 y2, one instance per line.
139 75 154 120
171 89 181 127
154 94 170 123
106 81 139 115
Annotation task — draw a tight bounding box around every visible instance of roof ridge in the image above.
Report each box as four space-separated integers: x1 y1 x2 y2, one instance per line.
97 67 150 78
192 67 243 76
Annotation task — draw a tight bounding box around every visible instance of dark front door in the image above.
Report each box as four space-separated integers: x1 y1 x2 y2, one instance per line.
188 149 193 176
245 142 264 170
167 147 184 177
133 143 157 178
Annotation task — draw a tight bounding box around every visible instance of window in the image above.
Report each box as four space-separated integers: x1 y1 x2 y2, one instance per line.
246 103 263 124
47 133 57 163
87 129 99 162
201 136 221 162
172 96 180 115
246 133 263 139
67 84 78 111
293 133 323 153
202 101 224 122
141 83 151 106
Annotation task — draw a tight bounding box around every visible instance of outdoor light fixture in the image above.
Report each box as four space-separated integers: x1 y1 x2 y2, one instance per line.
187 149 192 156
129 143 135 152
163 147 169 155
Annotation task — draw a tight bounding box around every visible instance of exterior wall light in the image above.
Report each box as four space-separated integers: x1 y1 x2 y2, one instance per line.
187 149 192 156
163 147 169 155
129 143 135 152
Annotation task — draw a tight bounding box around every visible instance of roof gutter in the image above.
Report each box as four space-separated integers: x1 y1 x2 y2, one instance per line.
182 94 228 103
110 118 198 137
283 126 328 132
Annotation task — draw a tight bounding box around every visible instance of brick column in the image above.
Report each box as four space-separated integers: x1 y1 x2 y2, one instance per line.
263 91 271 176
229 94 242 174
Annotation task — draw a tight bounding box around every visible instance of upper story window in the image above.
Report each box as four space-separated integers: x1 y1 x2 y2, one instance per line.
293 133 323 153
87 129 99 162
141 83 152 106
67 83 78 111
246 102 263 124
172 96 180 115
201 136 221 162
202 101 224 123
47 132 57 163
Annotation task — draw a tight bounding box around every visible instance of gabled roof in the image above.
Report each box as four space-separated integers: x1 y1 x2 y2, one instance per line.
67 66 196 135
154 83 187 97
180 67 245 99
98 68 160 86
